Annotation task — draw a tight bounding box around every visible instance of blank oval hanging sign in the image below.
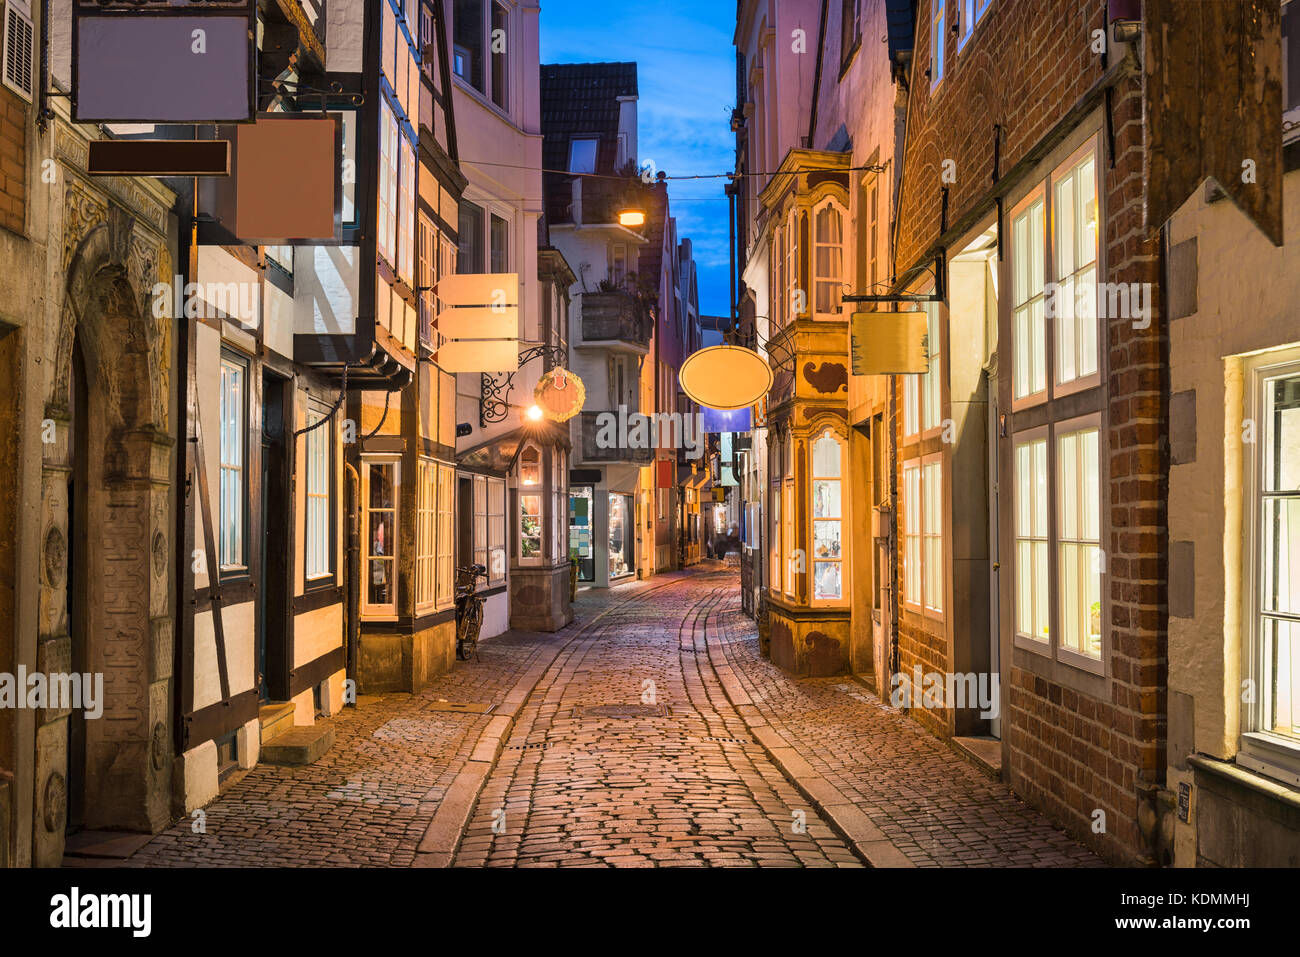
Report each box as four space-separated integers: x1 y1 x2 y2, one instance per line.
678 345 773 411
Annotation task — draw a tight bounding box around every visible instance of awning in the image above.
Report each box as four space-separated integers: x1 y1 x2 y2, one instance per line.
457 421 570 474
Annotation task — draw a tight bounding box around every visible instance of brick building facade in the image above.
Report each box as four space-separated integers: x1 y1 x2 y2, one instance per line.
891 0 1167 863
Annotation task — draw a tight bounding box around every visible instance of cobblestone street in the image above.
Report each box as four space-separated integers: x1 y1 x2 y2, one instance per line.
89 566 1099 868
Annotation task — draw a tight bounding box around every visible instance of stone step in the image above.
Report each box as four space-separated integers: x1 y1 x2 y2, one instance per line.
258 702 296 745
260 724 334 766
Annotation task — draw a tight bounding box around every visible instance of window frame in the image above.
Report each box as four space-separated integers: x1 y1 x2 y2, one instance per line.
921 454 944 615
217 350 250 578
1241 352 1300 785
416 457 437 611
957 0 993 52
517 445 543 567
1054 414 1105 674
811 196 846 319
930 0 946 91
361 456 402 619
304 403 336 587
809 428 848 608
1009 184 1048 410
1012 425 1051 650
568 135 598 175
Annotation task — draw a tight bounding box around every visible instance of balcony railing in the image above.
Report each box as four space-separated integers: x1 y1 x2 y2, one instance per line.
576 411 654 465
579 291 649 348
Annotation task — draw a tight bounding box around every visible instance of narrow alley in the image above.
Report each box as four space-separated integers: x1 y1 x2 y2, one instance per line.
92 567 1098 869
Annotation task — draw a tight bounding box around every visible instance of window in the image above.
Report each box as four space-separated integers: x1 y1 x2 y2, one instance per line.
1284 1 1300 140
305 410 333 582
519 447 542 563
363 460 400 615
782 436 795 599
490 2 508 110
473 475 507 583
770 224 785 331
904 297 942 436
812 199 844 316
1011 194 1046 401
1052 149 1099 388
957 0 992 50
417 459 437 607
452 0 483 92
770 434 782 591
1245 363 1300 769
1012 137 1101 402
840 0 860 69
923 459 943 611
859 173 879 292
490 213 509 273
1014 435 1049 642
930 0 946 88
436 464 455 607
218 353 247 572
398 136 416 285
568 136 598 174
903 464 920 604
458 200 485 273
657 488 667 523
551 448 567 563
610 243 627 287
1058 425 1101 659
786 211 801 322
811 431 844 603
378 100 399 267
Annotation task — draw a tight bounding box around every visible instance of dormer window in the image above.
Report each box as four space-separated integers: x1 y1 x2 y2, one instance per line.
569 136 598 174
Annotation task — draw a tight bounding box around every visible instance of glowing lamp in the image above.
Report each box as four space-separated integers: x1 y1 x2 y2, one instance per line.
678 345 773 411
618 207 646 228
525 404 545 422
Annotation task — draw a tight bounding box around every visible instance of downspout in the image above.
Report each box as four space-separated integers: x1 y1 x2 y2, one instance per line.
344 462 361 694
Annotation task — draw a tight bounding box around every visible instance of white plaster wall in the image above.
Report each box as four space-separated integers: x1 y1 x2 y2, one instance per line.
294 244 359 337
327 0 366 73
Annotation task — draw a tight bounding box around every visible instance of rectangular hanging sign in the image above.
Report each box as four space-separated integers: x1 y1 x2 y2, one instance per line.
849 311 930 376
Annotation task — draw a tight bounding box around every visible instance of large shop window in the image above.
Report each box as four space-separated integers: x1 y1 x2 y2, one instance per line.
304 408 333 583
811 431 844 603
609 493 634 580
363 459 400 616
218 352 247 574
1242 360 1300 783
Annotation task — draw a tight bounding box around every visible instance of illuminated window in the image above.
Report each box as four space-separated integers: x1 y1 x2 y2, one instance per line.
1014 436 1049 642
1011 194 1046 401
305 409 332 582
812 199 845 317
218 353 247 572
930 0 946 88
363 459 400 616
1058 426 1101 659
1052 149 1099 387
811 431 844 603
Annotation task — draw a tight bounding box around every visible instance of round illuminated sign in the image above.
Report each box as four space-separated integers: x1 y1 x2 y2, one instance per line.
678 345 773 411
533 368 587 422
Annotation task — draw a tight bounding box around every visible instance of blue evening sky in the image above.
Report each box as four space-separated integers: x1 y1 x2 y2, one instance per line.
539 0 735 319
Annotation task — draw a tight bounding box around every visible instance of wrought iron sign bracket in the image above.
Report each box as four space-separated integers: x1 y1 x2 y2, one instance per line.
480 344 568 428
841 253 947 305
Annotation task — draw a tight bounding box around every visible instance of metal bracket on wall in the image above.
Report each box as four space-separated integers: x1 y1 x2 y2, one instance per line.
479 344 568 428
841 254 947 306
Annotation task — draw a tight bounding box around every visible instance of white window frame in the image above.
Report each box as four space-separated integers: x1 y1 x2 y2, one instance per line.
903 460 922 608
904 291 942 438
518 445 543 566
1013 426 1050 648
304 406 333 584
957 0 993 51
436 463 456 609
218 352 248 574
1009 186 1047 408
417 457 437 610
1050 140 1101 397
568 135 598 174
811 197 846 319
361 456 401 618
1241 352 1300 786
810 429 847 607
930 0 946 90
922 455 944 614
1056 417 1104 668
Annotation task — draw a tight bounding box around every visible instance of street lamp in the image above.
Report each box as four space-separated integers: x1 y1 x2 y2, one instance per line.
618 206 646 228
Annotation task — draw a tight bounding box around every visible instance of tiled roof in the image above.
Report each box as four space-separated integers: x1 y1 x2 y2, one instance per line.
541 62 639 224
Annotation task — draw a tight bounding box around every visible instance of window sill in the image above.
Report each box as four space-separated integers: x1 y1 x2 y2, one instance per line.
1013 632 1051 656
1190 751 1300 807
1236 732 1300 790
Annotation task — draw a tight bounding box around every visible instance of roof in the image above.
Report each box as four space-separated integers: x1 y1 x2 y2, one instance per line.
541 62 638 224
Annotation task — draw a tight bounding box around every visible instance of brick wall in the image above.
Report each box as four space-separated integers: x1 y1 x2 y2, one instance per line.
893 1 1167 864
0 86 26 236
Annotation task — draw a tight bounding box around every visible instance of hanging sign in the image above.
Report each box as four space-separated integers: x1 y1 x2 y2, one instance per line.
849 311 929 375
533 368 586 422
73 1 256 123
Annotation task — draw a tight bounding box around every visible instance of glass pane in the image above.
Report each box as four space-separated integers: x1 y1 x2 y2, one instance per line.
1262 498 1300 616
1055 172 1075 279
1263 617 1299 740
1077 263 1098 378
814 562 841 600
1061 542 1080 652
1034 439 1048 537
1076 157 1097 267
812 480 841 518
813 520 841 559
1016 540 1033 634
369 511 392 557
1034 540 1049 639
1266 377 1300 492
368 558 393 605
1081 429 1099 538
1059 431 1078 540
813 433 841 477
369 465 394 509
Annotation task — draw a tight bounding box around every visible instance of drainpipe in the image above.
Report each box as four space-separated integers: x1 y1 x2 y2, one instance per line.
344 462 360 694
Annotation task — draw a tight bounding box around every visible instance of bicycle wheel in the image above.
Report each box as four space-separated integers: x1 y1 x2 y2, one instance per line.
464 601 484 656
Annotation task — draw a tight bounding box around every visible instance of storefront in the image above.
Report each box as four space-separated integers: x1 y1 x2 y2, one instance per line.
569 484 595 582
608 492 635 580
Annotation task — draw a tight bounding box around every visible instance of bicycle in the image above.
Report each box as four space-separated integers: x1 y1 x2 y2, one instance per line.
454 563 487 661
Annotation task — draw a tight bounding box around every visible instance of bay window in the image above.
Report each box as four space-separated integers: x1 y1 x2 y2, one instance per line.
770 432 782 592
811 431 844 603
812 199 845 317
362 459 400 616
518 446 542 564
786 210 801 323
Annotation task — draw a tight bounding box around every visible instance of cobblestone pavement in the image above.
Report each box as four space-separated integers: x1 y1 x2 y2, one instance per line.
100 565 1100 867
705 581 1103 867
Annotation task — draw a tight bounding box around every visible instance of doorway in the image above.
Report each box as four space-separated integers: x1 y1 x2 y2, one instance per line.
259 371 291 702
65 341 90 833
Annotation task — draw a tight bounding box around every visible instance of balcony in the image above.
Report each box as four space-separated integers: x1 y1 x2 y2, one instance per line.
575 411 655 465
579 291 650 351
